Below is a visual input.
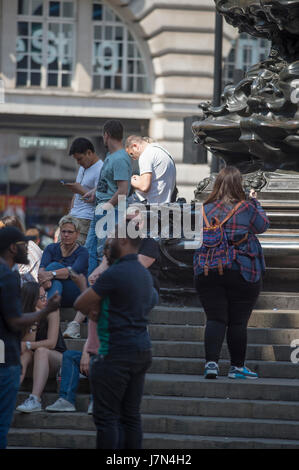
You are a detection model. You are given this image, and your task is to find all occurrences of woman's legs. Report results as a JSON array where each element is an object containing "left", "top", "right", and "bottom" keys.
[
  {"left": 195, "top": 273, "right": 229, "bottom": 363},
  {"left": 20, "top": 351, "right": 33, "bottom": 384},
  {"left": 225, "top": 272, "right": 262, "bottom": 367},
  {"left": 31, "top": 348, "right": 62, "bottom": 399}
]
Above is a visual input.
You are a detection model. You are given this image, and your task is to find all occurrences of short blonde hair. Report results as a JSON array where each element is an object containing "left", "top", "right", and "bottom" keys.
[{"left": 58, "top": 215, "right": 80, "bottom": 232}]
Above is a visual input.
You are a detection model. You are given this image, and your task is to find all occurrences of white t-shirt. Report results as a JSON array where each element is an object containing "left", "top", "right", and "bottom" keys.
[
  {"left": 136, "top": 144, "right": 176, "bottom": 204},
  {"left": 70, "top": 159, "right": 103, "bottom": 220}
]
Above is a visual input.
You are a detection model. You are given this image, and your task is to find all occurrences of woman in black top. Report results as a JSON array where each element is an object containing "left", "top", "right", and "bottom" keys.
[{"left": 17, "top": 282, "right": 66, "bottom": 413}]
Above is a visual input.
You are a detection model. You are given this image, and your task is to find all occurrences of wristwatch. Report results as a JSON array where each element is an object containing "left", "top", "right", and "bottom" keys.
[
  {"left": 51, "top": 271, "right": 57, "bottom": 279},
  {"left": 26, "top": 341, "right": 31, "bottom": 351}
]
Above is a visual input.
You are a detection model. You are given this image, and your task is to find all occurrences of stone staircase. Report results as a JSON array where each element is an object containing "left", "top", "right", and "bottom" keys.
[{"left": 8, "top": 290, "right": 299, "bottom": 449}]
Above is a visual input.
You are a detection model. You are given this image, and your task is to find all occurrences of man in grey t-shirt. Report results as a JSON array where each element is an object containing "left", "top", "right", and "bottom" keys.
[{"left": 126, "top": 136, "right": 176, "bottom": 204}]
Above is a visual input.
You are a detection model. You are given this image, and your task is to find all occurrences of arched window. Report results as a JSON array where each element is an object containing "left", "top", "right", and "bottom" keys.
[
  {"left": 92, "top": 1, "right": 149, "bottom": 93},
  {"left": 16, "top": 0, "right": 75, "bottom": 88}
]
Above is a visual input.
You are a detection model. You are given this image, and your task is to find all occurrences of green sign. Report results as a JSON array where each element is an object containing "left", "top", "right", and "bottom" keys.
[{"left": 19, "top": 136, "right": 68, "bottom": 150}]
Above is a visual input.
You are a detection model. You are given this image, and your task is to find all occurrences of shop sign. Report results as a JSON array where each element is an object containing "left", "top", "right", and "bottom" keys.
[{"left": 19, "top": 136, "right": 68, "bottom": 150}]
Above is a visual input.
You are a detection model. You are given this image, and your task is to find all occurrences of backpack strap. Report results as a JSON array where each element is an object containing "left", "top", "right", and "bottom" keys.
[
  {"left": 202, "top": 205, "right": 211, "bottom": 228},
  {"left": 219, "top": 201, "right": 245, "bottom": 227},
  {"left": 203, "top": 200, "right": 244, "bottom": 228}
]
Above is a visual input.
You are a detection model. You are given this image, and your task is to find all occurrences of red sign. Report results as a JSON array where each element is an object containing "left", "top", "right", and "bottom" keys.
[{"left": 0, "top": 195, "right": 26, "bottom": 212}]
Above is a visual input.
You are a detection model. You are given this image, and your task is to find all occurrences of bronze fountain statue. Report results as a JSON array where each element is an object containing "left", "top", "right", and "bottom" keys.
[
  {"left": 193, "top": 0, "right": 299, "bottom": 197},
  {"left": 156, "top": 1, "right": 299, "bottom": 298}
]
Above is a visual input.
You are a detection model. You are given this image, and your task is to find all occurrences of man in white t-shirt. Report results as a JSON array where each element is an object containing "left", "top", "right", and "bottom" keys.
[
  {"left": 64, "top": 138, "right": 103, "bottom": 245},
  {"left": 125, "top": 136, "right": 176, "bottom": 204}
]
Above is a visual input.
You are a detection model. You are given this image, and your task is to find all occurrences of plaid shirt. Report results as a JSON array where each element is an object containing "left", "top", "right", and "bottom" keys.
[{"left": 201, "top": 199, "right": 270, "bottom": 282}]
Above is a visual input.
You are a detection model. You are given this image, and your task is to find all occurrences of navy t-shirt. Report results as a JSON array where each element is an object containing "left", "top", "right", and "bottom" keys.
[
  {"left": 92, "top": 254, "right": 154, "bottom": 356},
  {"left": 40, "top": 243, "right": 89, "bottom": 276},
  {"left": 0, "top": 262, "right": 22, "bottom": 367}
]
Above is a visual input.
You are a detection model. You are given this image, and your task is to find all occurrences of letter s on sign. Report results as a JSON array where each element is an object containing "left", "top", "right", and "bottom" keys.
[{"left": 290, "top": 339, "right": 299, "bottom": 364}]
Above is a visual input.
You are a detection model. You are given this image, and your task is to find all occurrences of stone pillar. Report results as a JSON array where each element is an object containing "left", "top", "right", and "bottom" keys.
[
  {"left": 73, "top": 0, "right": 93, "bottom": 92},
  {"left": 1, "top": 0, "right": 17, "bottom": 88}
]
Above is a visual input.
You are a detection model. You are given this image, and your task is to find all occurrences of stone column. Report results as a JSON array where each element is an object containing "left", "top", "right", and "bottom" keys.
[
  {"left": 73, "top": 0, "right": 93, "bottom": 92},
  {"left": 1, "top": 0, "right": 17, "bottom": 89}
]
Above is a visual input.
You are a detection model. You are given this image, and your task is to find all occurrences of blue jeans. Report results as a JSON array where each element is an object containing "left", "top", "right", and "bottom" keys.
[
  {"left": 59, "top": 350, "right": 94, "bottom": 405},
  {"left": 90, "top": 349, "right": 152, "bottom": 449},
  {"left": 85, "top": 206, "right": 119, "bottom": 275},
  {"left": 0, "top": 365, "right": 21, "bottom": 449},
  {"left": 45, "top": 262, "right": 81, "bottom": 308}
]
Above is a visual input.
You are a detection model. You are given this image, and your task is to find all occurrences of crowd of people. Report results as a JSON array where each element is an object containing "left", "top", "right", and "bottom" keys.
[{"left": 0, "top": 119, "right": 270, "bottom": 450}]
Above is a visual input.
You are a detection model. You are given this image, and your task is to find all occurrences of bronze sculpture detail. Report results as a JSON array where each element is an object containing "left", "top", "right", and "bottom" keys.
[{"left": 192, "top": 0, "right": 299, "bottom": 176}]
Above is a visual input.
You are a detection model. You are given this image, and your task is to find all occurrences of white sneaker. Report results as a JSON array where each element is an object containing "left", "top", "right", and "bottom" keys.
[
  {"left": 46, "top": 397, "right": 76, "bottom": 412},
  {"left": 17, "top": 394, "right": 42, "bottom": 413},
  {"left": 63, "top": 321, "right": 80, "bottom": 339}
]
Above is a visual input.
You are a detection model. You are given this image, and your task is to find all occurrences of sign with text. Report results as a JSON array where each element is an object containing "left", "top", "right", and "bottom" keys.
[
  {"left": 19, "top": 136, "right": 68, "bottom": 150},
  {"left": 0, "top": 195, "right": 26, "bottom": 213}
]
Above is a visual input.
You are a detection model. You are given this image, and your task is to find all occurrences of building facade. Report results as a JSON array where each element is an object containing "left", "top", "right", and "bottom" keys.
[{"left": 0, "top": 0, "right": 238, "bottom": 200}]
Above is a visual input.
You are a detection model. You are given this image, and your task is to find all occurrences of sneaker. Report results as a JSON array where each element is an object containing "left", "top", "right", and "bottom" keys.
[
  {"left": 204, "top": 361, "right": 219, "bottom": 379},
  {"left": 17, "top": 394, "right": 42, "bottom": 413},
  {"left": 87, "top": 400, "right": 93, "bottom": 415},
  {"left": 63, "top": 321, "right": 80, "bottom": 339},
  {"left": 228, "top": 366, "right": 258, "bottom": 380},
  {"left": 46, "top": 398, "right": 76, "bottom": 412}
]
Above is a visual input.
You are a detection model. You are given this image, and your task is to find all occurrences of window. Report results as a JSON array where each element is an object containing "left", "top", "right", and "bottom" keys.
[
  {"left": 223, "top": 33, "right": 271, "bottom": 86},
  {"left": 16, "top": 0, "right": 75, "bottom": 88},
  {"left": 92, "top": 1, "right": 148, "bottom": 93}
]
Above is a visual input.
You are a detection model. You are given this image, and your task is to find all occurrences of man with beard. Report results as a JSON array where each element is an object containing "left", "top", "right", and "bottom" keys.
[
  {"left": 73, "top": 221, "right": 157, "bottom": 449},
  {"left": 0, "top": 227, "right": 60, "bottom": 449}
]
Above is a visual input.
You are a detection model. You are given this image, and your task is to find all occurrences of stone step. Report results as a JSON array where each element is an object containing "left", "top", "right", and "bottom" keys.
[
  {"left": 142, "top": 396, "right": 299, "bottom": 421},
  {"left": 61, "top": 322, "right": 299, "bottom": 345},
  {"left": 148, "top": 307, "right": 299, "bottom": 329},
  {"left": 145, "top": 375, "right": 299, "bottom": 402},
  {"left": 150, "top": 358, "right": 298, "bottom": 379},
  {"left": 9, "top": 413, "right": 299, "bottom": 442},
  {"left": 159, "top": 289, "right": 299, "bottom": 310},
  {"left": 12, "top": 411, "right": 96, "bottom": 431},
  {"left": 63, "top": 338, "right": 293, "bottom": 362},
  {"left": 143, "top": 414, "right": 299, "bottom": 441},
  {"left": 143, "top": 433, "right": 299, "bottom": 449},
  {"left": 20, "top": 375, "right": 299, "bottom": 401},
  {"left": 149, "top": 325, "right": 299, "bottom": 345},
  {"left": 60, "top": 306, "right": 299, "bottom": 329},
  {"left": 8, "top": 428, "right": 299, "bottom": 449},
  {"left": 151, "top": 341, "right": 292, "bottom": 362},
  {"left": 8, "top": 428, "right": 96, "bottom": 449},
  {"left": 15, "top": 392, "right": 299, "bottom": 421}
]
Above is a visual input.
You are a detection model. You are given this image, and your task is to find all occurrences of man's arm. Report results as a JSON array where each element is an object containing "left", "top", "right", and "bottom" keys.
[
  {"left": 138, "top": 254, "right": 155, "bottom": 268},
  {"left": 74, "top": 287, "right": 102, "bottom": 319},
  {"left": 105, "top": 180, "right": 129, "bottom": 208},
  {"left": 64, "top": 183, "right": 90, "bottom": 196},
  {"left": 6, "top": 292, "right": 61, "bottom": 333},
  {"left": 131, "top": 173, "right": 152, "bottom": 193}
]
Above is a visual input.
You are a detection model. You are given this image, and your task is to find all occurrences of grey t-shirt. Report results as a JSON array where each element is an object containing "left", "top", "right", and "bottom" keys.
[
  {"left": 96, "top": 149, "right": 132, "bottom": 204},
  {"left": 70, "top": 159, "right": 103, "bottom": 220},
  {"left": 136, "top": 144, "right": 176, "bottom": 204}
]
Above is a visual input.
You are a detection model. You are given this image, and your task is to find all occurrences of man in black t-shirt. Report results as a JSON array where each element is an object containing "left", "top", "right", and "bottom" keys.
[
  {"left": 0, "top": 227, "right": 60, "bottom": 449},
  {"left": 74, "top": 223, "right": 157, "bottom": 449}
]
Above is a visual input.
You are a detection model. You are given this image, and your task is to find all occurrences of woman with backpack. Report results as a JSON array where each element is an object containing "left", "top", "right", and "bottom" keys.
[{"left": 193, "top": 166, "right": 270, "bottom": 380}]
